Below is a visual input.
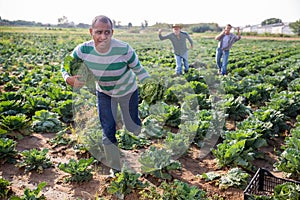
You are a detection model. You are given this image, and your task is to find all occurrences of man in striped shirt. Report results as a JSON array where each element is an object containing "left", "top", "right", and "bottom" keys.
[{"left": 61, "top": 15, "right": 150, "bottom": 174}]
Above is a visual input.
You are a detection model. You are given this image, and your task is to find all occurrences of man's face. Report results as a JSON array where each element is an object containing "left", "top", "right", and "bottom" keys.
[
  {"left": 224, "top": 26, "right": 232, "bottom": 35},
  {"left": 89, "top": 20, "right": 114, "bottom": 53},
  {"left": 173, "top": 27, "right": 181, "bottom": 36}
]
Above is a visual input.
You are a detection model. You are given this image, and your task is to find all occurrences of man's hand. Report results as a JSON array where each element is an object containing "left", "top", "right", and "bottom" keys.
[
  {"left": 66, "top": 75, "right": 85, "bottom": 88},
  {"left": 158, "top": 29, "right": 163, "bottom": 34}
]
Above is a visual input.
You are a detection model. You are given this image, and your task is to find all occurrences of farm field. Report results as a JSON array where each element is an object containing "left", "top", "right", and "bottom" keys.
[{"left": 1, "top": 26, "right": 300, "bottom": 200}]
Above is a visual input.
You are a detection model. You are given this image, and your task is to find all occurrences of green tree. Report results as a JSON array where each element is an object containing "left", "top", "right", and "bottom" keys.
[
  {"left": 289, "top": 19, "right": 300, "bottom": 36},
  {"left": 261, "top": 18, "right": 282, "bottom": 26},
  {"left": 191, "top": 23, "right": 221, "bottom": 33}
]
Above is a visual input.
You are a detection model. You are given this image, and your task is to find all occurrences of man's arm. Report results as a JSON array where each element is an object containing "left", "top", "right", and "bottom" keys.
[
  {"left": 215, "top": 29, "right": 225, "bottom": 40},
  {"left": 158, "top": 29, "right": 169, "bottom": 40},
  {"left": 237, "top": 27, "right": 241, "bottom": 39},
  {"left": 187, "top": 34, "right": 193, "bottom": 48},
  {"left": 127, "top": 46, "right": 150, "bottom": 82}
]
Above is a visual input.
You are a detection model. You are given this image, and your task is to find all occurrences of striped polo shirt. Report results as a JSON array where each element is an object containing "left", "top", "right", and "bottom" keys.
[{"left": 61, "top": 38, "right": 149, "bottom": 97}]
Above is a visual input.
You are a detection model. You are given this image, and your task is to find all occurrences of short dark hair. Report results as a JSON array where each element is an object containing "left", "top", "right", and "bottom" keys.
[
  {"left": 226, "top": 24, "right": 232, "bottom": 28},
  {"left": 92, "top": 15, "right": 113, "bottom": 28}
]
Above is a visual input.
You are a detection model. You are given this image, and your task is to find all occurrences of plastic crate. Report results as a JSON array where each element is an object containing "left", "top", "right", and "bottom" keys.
[{"left": 244, "top": 168, "right": 300, "bottom": 199}]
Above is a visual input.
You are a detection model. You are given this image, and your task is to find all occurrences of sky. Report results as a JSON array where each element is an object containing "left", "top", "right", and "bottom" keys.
[{"left": 0, "top": 0, "right": 299, "bottom": 27}]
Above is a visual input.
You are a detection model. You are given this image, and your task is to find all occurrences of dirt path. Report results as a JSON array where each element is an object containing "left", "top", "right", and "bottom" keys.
[
  {"left": 1, "top": 130, "right": 287, "bottom": 200},
  {"left": 242, "top": 36, "right": 300, "bottom": 41}
]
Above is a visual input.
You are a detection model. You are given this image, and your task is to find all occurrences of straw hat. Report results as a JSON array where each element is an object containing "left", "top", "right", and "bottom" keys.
[{"left": 172, "top": 24, "right": 183, "bottom": 28}]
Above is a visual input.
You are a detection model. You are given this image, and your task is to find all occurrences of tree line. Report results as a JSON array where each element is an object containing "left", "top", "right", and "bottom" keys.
[{"left": 0, "top": 16, "right": 299, "bottom": 36}]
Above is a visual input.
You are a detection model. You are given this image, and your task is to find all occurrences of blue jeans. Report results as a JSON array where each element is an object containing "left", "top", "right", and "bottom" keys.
[
  {"left": 175, "top": 51, "right": 189, "bottom": 74},
  {"left": 96, "top": 89, "right": 141, "bottom": 145},
  {"left": 216, "top": 48, "right": 230, "bottom": 75}
]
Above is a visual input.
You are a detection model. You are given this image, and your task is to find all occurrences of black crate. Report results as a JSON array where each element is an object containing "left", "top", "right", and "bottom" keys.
[{"left": 244, "top": 168, "right": 300, "bottom": 199}]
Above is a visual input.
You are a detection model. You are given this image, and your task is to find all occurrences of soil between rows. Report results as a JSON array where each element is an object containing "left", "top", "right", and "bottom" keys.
[{"left": 1, "top": 127, "right": 285, "bottom": 200}]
